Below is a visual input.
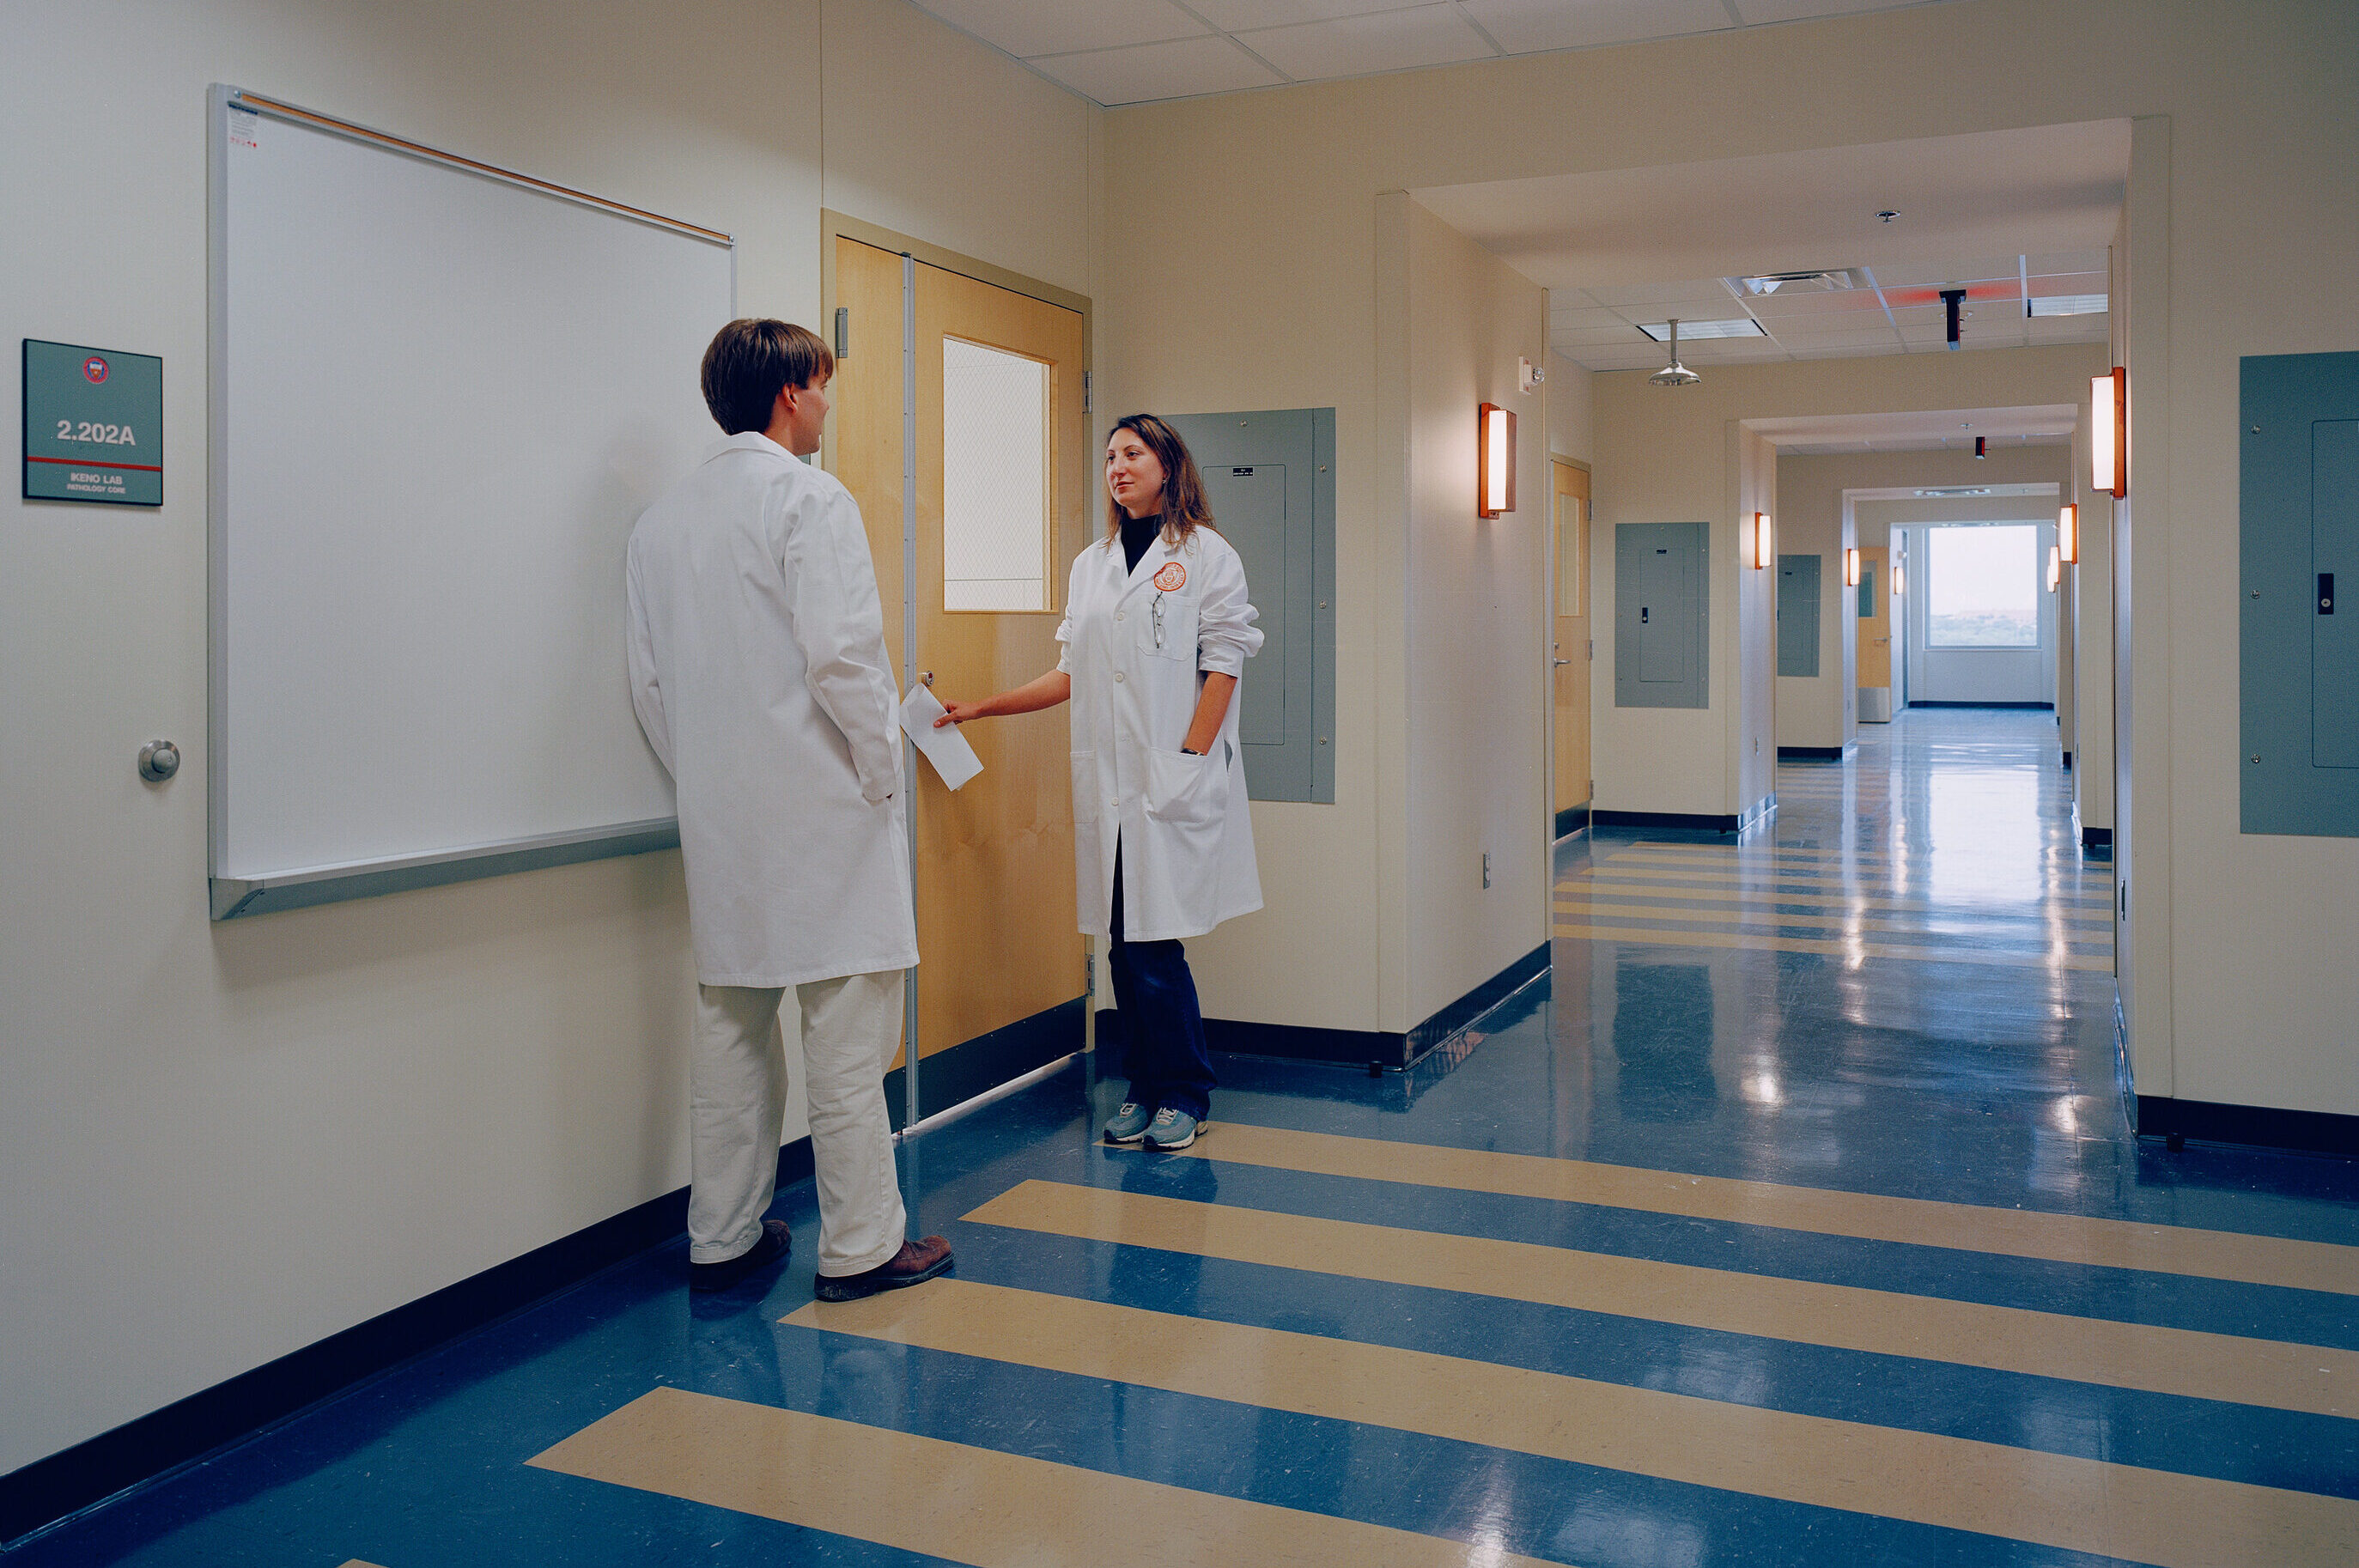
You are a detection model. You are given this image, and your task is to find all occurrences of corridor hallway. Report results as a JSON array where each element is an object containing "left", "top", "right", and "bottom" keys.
[{"left": 20, "top": 714, "right": 2359, "bottom": 1567}]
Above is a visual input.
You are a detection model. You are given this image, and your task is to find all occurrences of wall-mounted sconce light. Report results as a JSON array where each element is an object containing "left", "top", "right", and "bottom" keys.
[
  {"left": 1750, "top": 512, "right": 1774, "bottom": 569},
  {"left": 1479, "top": 403, "right": 1515, "bottom": 519},
  {"left": 1844, "top": 546, "right": 1861, "bottom": 587},
  {"left": 2058, "top": 502, "right": 2080, "bottom": 566},
  {"left": 1892, "top": 558, "right": 1904, "bottom": 597},
  {"left": 2091, "top": 368, "right": 2126, "bottom": 498},
  {"left": 2047, "top": 544, "right": 2062, "bottom": 593}
]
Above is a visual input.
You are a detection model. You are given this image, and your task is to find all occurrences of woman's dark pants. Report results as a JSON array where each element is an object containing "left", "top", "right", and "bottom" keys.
[{"left": 1107, "top": 844, "right": 1216, "bottom": 1121}]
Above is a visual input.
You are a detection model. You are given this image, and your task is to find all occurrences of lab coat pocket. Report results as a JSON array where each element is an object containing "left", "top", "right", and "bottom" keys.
[
  {"left": 1145, "top": 593, "right": 1199, "bottom": 661},
  {"left": 1142, "top": 746, "right": 1225, "bottom": 830}
]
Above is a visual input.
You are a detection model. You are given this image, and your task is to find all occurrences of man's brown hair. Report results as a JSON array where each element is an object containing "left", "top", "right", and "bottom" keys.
[{"left": 700, "top": 319, "right": 834, "bottom": 435}]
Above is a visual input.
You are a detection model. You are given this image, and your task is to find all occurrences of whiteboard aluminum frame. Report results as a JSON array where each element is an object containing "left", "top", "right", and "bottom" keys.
[{"left": 206, "top": 85, "right": 732, "bottom": 920}]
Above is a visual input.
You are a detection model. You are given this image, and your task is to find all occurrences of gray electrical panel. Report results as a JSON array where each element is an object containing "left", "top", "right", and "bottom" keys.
[
  {"left": 1615, "top": 521, "right": 1709, "bottom": 709},
  {"left": 2241, "top": 351, "right": 2359, "bottom": 836},
  {"left": 1778, "top": 554, "right": 1821, "bottom": 678},
  {"left": 1164, "top": 409, "right": 1336, "bottom": 804}
]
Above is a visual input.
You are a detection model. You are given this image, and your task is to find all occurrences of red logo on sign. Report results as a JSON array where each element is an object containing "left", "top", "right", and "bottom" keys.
[
  {"left": 82, "top": 356, "right": 108, "bottom": 384},
  {"left": 1152, "top": 562, "right": 1187, "bottom": 593}
]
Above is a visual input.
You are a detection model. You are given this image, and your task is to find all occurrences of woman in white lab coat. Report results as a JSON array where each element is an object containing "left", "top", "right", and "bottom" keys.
[{"left": 937, "top": 414, "right": 1262, "bottom": 1151}]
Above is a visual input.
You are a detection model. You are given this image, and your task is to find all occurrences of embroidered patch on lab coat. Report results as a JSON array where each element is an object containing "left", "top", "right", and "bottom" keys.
[{"left": 1152, "top": 562, "right": 1187, "bottom": 593}]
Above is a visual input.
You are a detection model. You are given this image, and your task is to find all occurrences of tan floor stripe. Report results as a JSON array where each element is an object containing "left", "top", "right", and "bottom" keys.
[
  {"left": 965, "top": 1182, "right": 2354, "bottom": 1418},
  {"left": 1158, "top": 1122, "right": 2359, "bottom": 1298},
  {"left": 1556, "top": 896, "right": 2113, "bottom": 949},
  {"left": 529, "top": 1384, "right": 1550, "bottom": 1568},
  {"left": 1577, "top": 860, "right": 2113, "bottom": 904},
  {"left": 1564, "top": 877, "right": 2115, "bottom": 922},
  {"left": 1553, "top": 920, "right": 2114, "bottom": 973},
  {"left": 793, "top": 1279, "right": 2358, "bottom": 1568}
]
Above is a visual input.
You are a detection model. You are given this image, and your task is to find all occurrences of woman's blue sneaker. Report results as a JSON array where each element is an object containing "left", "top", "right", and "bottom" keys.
[
  {"left": 1103, "top": 1102, "right": 1153, "bottom": 1143},
  {"left": 1143, "top": 1108, "right": 1204, "bottom": 1150}
]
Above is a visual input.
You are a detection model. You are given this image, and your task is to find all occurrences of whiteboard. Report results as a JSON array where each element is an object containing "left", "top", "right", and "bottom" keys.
[{"left": 207, "top": 88, "right": 733, "bottom": 917}]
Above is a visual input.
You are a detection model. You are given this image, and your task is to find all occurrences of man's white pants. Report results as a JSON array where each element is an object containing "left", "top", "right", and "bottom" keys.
[{"left": 688, "top": 970, "right": 907, "bottom": 1276}]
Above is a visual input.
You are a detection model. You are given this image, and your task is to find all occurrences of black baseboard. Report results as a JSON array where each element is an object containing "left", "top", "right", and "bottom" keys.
[
  {"left": 1591, "top": 809, "right": 1742, "bottom": 832},
  {"left": 1553, "top": 802, "right": 1591, "bottom": 839},
  {"left": 1407, "top": 941, "right": 1550, "bottom": 1062},
  {"left": 2062, "top": 751, "right": 2074, "bottom": 770},
  {"left": 1776, "top": 745, "right": 1846, "bottom": 761},
  {"left": 883, "top": 996, "right": 1085, "bottom": 1127},
  {"left": 2082, "top": 826, "right": 2113, "bottom": 849},
  {"left": 1097, "top": 1011, "right": 1409, "bottom": 1072},
  {"left": 0, "top": 1137, "right": 813, "bottom": 1547},
  {"left": 1100, "top": 940, "right": 1552, "bottom": 1075},
  {"left": 2137, "top": 1096, "right": 2359, "bottom": 1158},
  {"left": 1906, "top": 700, "right": 2056, "bottom": 710}
]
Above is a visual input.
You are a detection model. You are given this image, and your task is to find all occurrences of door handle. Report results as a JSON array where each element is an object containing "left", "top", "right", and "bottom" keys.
[{"left": 1553, "top": 658, "right": 1573, "bottom": 666}]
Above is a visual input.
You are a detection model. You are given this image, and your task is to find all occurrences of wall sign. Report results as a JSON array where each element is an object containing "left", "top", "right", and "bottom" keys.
[{"left": 21, "top": 338, "right": 162, "bottom": 506}]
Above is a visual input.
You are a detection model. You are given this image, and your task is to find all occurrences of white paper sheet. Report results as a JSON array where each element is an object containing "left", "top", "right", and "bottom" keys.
[{"left": 897, "top": 683, "right": 984, "bottom": 791}]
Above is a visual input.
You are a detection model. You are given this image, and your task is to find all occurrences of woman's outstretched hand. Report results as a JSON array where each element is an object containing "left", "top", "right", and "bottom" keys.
[{"left": 934, "top": 698, "right": 986, "bottom": 727}]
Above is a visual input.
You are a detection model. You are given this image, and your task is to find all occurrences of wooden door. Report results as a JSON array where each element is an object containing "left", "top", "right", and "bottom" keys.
[
  {"left": 1857, "top": 545, "right": 1892, "bottom": 690},
  {"left": 831, "top": 236, "right": 1087, "bottom": 1113},
  {"left": 1552, "top": 460, "right": 1592, "bottom": 822}
]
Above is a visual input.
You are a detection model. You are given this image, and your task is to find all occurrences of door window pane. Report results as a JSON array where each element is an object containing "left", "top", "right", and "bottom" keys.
[
  {"left": 1927, "top": 524, "right": 2038, "bottom": 647},
  {"left": 942, "top": 336, "right": 1051, "bottom": 611}
]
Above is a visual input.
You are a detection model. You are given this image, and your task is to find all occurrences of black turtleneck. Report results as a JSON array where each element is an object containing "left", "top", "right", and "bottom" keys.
[{"left": 1120, "top": 514, "right": 1162, "bottom": 574}]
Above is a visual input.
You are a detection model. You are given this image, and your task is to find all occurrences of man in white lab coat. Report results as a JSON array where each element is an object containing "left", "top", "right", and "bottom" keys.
[{"left": 626, "top": 319, "right": 951, "bottom": 1300}]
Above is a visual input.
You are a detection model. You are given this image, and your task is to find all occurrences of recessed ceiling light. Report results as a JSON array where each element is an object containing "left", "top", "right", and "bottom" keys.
[
  {"left": 2028, "top": 294, "right": 2109, "bottom": 317},
  {"left": 1638, "top": 319, "right": 1765, "bottom": 342},
  {"left": 1917, "top": 487, "right": 1992, "bottom": 497}
]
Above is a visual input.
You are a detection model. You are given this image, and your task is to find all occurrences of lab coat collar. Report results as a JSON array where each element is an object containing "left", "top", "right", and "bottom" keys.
[
  {"left": 702, "top": 430, "right": 796, "bottom": 466},
  {"left": 1107, "top": 526, "right": 1189, "bottom": 602}
]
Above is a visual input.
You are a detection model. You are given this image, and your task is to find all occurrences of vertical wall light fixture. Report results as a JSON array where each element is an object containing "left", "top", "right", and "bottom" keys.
[
  {"left": 1750, "top": 512, "right": 1774, "bottom": 569},
  {"left": 2090, "top": 368, "right": 2126, "bottom": 497},
  {"left": 1479, "top": 403, "right": 1516, "bottom": 519},
  {"left": 1845, "top": 546, "right": 1861, "bottom": 586},
  {"left": 1891, "top": 553, "right": 1904, "bottom": 597},
  {"left": 2058, "top": 502, "right": 2080, "bottom": 566},
  {"left": 2047, "top": 544, "right": 2062, "bottom": 593}
]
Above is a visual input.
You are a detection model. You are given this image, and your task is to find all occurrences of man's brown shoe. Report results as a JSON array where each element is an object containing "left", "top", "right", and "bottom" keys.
[
  {"left": 689, "top": 1219, "right": 793, "bottom": 1294},
  {"left": 812, "top": 1236, "right": 953, "bottom": 1302}
]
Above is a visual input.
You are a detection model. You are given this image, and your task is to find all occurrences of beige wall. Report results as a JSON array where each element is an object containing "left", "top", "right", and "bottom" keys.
[
  {"left": 1590, "top": 348, "right": 2100, "bottom": 815},
  {"left": 1547, "top": 350, "right": 1596, "bottom": 465},
  {"left": 0, "top": 0, "right": 1100, "bottom": 1479},
  {"left": 1768, "top": 454, "right": 1857, "bottom": 752},
  {"left": 1108, "top": 0, "right": 2359, "bottom": 1120},
  {"left": 1398, "top": 200, "right": 1552, "bottom": 1023},
  {"left": 1781, "top": 445, "right": 2080, "bottom": 754}
]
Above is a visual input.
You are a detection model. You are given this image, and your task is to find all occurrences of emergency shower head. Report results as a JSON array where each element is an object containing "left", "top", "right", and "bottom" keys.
[{"left": 1648, "top": 319, "right": 1701, "bottom": 386}]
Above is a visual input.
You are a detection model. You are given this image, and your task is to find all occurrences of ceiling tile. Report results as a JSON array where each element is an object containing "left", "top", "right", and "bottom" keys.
[
  {"left": 1237, "top": 4, "right": 1496, "bottom": 80},
  {"left": 1029, "top": 35, "right": 1282, "bottom": 103},
  {"left": 1871, "top": 256, "right": 2024, "bottom": 288},
  {"left": 1459, "top": 0, "right": 1736, "bottom": 54},
  {"left": 1190, "top": 0, "right": 1427, "bottom": 29},
  {"left": 2028, "top": 248, "right": 2111, "bottom": 274},
  {"left": 1547, "top": 306, "right": 1627, "bottom": 330},
  {"left": 1584, "top": 278, "right": 1739, "bottom": 307},
  {"left": 1731, "top": 0, "right": 1937, "bottom": 23},
  {"left": 918, "top": 0, "right": 1206, "bottom": 58},
  {"left": 1556, "top": 325, "right": 1655, "bottom": 345},
  {"left": 1788, "top": 343, "right": 1906, "bottom": 360},
  {"left": 1738, "top": 289, "right": 1888, "bottom": 318}
]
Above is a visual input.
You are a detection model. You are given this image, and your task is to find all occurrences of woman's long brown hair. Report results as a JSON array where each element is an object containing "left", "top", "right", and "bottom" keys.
[{"left": 1104, "top": 413, "right": 1218, "bottom": 549}]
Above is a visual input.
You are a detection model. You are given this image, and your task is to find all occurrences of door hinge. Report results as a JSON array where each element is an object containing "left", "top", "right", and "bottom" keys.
[
  {"left": 834, "top": 307, "right": 849, "bottom": 359},
  {"left": 1084, "top": 369, "right": 1093, "bottom": 414}
]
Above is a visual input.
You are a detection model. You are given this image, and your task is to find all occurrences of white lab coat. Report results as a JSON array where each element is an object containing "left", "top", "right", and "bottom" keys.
[
  {"left": 1058, "top": 525, "right": 1264, "bottom": 942},
  {"left": 626, "top": 432, "right": 917, "bottom": 988}
]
